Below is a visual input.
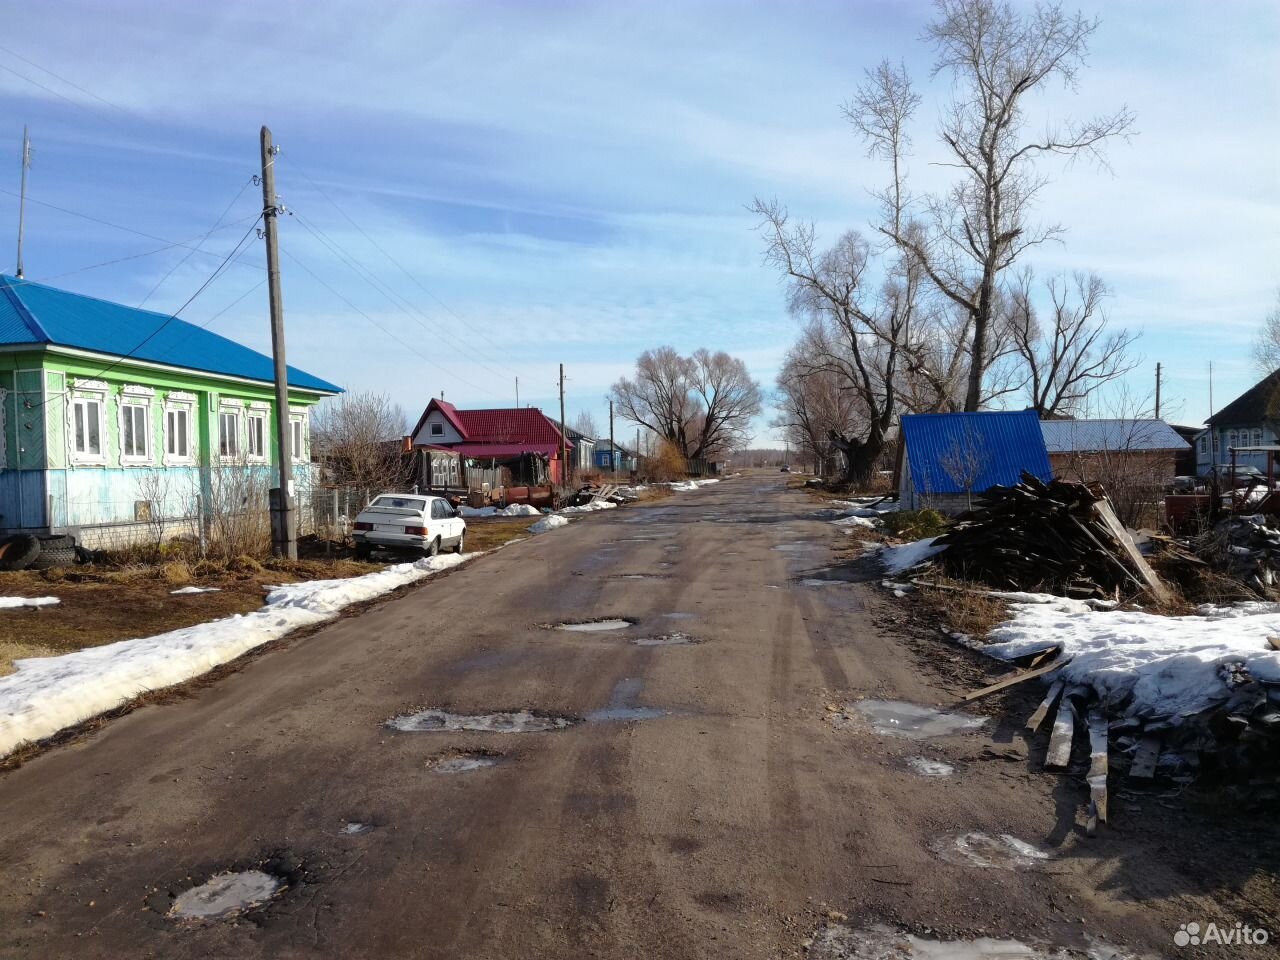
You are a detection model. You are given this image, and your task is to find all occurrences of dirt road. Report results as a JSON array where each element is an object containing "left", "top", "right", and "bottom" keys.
[{"left": 0, "top": 477, "right": 1269, "bottom": 958}]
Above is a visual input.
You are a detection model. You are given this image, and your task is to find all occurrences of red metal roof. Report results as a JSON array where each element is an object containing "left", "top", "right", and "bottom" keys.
[
  {"left": 454, "top": 407, "right": 565, "bottom": 445},
  {"left": 455, "top": 442, "right": 559, "bottom": 459}
]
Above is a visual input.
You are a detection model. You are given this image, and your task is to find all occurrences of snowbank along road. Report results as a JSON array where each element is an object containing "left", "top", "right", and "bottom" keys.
[{"left": 0, "top": 475, "right": 1265, "bottom": 958}]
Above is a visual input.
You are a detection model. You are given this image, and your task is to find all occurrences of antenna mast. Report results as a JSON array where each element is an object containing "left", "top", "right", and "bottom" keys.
[{"left": 16, "top": 126, "right": 30, "bottom": 278}]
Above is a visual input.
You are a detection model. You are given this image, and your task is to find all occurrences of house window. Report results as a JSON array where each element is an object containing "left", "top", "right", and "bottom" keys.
[
  {"left": 219, "top": 410, "right": 240, "bottom": 457},
  {"left": 121, "top": 402, "right": 149, "bottom": 460},
  {"left": 247, "top": 413, "right": 267, "bottom": 460},
  {"left": 290, "top": 415, "right": 307, "bottom": 462},
  {"left": 72, "top": 397, "right": 103, "bottom": 458},
  {"left": 1228, "top": 430, "right": 1237, "bottom": 448},
  {"left": 1253, "top": 428, "right": 1264, "bottom": 446},
  {"left": 430, "top": 421, "right": 444, "bottom": 437},
  {"left": 166, "top": 407, "right": 191, "bottom": 460},
  {"left": 1200, "top": 435, "right": 1208, "bottom": 454}
]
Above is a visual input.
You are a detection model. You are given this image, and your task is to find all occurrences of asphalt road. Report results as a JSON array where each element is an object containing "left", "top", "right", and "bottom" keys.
[{"left": 0, "top": 476, "right": 1259, "bottom": 958}]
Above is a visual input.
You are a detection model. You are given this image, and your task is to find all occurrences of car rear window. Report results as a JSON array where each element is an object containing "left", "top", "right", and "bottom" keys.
[{"left": 367, "top": 496, "right": 427, "bottom": 511}]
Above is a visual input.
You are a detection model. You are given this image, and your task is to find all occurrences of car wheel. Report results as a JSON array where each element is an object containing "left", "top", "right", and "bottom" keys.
[
  {"left": 454, "top": 533, "right": 465, "bottom": 555},
  {"left": 426, "top": 537, "right": 440, "bottom": 558}
]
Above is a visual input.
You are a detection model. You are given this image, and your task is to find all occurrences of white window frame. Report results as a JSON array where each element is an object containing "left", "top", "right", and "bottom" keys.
[
  {"left": 246, "top": 403, "right": 269, "bottom": 462},
  {"left": 289, "top": 407, "right": 308, "bottom": 463},
  {"left": 118, "top": 385, "right": 155, "bottom": 465},
  {"left": 68, "top": 379, "right": 109, "bottom": 466},
  {"left": 218, "top": 403, "right": 242, "bottom": 460},
  {"left": 430, "top": 420, "right": 445, "bottom": 437},
  {"left": 163, "top": 391, "right": 196, "bottom": 466}
]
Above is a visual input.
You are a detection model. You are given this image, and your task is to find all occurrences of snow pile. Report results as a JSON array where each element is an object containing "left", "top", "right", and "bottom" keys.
[
  {"left": 170, "top": 586, "right": 221, "bottom": 595},
  {"left": 983, "top": 596, "right": 1280, "bottom": 719},
  {"left": 460, "top": 503, "right": 543, "bottom": 518},
  {"left": 833, "top": 514, "right": 879, "bottom": 529},
  {"left": 529, "top": 514, "right": 571, "bottom": 534},
  {"left": 0, "top": 596, "right": 60, "bottom": 609},
  {"left": 559, "top": 500, "right": 617, "bottom": 514},
  {"left": 0, "top": 553, "right": 472, "bottom": 757},
  {"left": 878, "top": 536, "right": 946, "bottom": 574},
  {"left": 670, "top": 479, "right": 721, "bottom": 492}
]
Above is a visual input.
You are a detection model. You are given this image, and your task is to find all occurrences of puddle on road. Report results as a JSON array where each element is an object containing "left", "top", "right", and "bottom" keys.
[
  {"left": 632, "top": 632, "right": 700, "bottom": 646},
  {"left": 663, "top": 612, "right": 697, "bottom": 620},
  {"left": 169, "top": 870, "right": 284, "bottom": 920},
  {"left": 852, "top": 699, "right": 987, "bottom": 739},
  {"left": 552, "top": 618, "right": 636, "bottom": 632},
  {"left": 800, "top": 577, "right": 839, "bottom": 587},
  {"left": 386, "top": 709, "right": 576, "bottom": 733},
  {"left": 609, "top": 573, "right": 671, "bottom": 581},
  {"left": 930, "top": 831, "right": 1053, "bottom": 870},
  {"left": 430, "top": 751, "right": 504, "bottom": 774},
  {"left": 807, "top": 923, "right": 1140, "bottom": 959},
  {"left": 906, "top": 757, "right": 955, "bottom": 778},
  {"left": 773, "top": 542, "right": 815, "bottom": 553},
  {"left": 340, "top": 821, "right": 375, "bottom": 835},
  {"left": 587, "top": 677, "right": 667, "bottom": 722}
]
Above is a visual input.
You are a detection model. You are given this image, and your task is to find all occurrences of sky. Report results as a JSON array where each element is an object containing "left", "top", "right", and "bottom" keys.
[{"left": 0, "top": 0, "right": 1277, "bottom": 442}]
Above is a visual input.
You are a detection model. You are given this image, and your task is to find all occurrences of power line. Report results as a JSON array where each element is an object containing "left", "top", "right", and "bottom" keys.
[
  {"left": 0, "top": 44, "right": 130, "bottom": 115},
  {"left": 0, "top": 60, "right": 87, "bottom": 113},
  {"left": 137, "top": 177, "right": 257, "bottom": 308},
  {"left": 290, "top": 211, "right": 523, "bottom": 387},
  {"left": 30, "top": 214, "right": 263, "bottom": 410},
  {"left": 0, "top": 187, "right": 265, "bottom": 273},
  {"left": 278, "top": 241, "right": 504, "bottom": 401},
  {"left": 283, "top": 158, "right": 525, "bottom": 371}
]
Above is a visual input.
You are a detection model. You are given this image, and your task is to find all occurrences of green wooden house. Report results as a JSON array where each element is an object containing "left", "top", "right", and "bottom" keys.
[{"left": 0, "top": 275, "right": 341, "bottom": 547}]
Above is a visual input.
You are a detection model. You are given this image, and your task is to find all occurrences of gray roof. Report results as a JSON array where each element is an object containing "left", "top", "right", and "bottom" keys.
[{"left": 1040, "top": 419, "right": 1190, "bottom": 454}]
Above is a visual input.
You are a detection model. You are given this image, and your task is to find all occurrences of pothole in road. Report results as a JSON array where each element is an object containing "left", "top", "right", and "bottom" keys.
[
  {"left": 386, "top": 709, "right": 576, "bottom": 733},
  {"left": 929, "top": 831, "right": 1053, "bottom": 870},
  {"left": 168, "top": 870, "right": 285, "bottom": 921},
  {"left": 607, "top": 573, "right": 671, "bottom": 581},
  {"left": 429, "top": 750, "right": 505, "bottom": 773},
  {"left": 550, "top": 617, "right": 637, "bottom": 632},
  {"left": 587, "top": 677, "right": 668, "bottom": 722},
  {"left": 632, "top": 632, "right": 701, "bottom": 646},
  {"left": 339, "top": 821, "right": 375, "bottom": 835},
  {"left": 663, "top": 612, "right": 697, "bottom": 620},
  {"left": 851, "top": 699, "right": 987, "bottom": 739},
  {"left": 806, "top": 923, "right": 1141, "bottom": 959},
  {"left": 773, "top": 542, "right": 815, "bottom": 553},
  {"left": 905, "top": 756, "right": 955, "bottom": 777}
]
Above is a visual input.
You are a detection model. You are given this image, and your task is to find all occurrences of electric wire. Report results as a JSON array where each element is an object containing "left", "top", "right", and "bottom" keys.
[{"left": 0, "top": 44, "right": 130, "bottom": 115}]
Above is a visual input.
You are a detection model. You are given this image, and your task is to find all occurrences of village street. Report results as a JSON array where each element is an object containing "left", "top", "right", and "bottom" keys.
[{"left": 0, "top": 477, "right": 1261, "bottom": 959}]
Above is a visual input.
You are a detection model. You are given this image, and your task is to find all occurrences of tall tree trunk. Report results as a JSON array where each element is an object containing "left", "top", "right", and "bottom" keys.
[{"left": 829, "top": 428, "right": 885, "bottom": 490}]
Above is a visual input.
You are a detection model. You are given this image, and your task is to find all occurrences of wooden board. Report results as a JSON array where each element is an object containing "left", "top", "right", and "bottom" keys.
[
  {"left": 1045, "top": 697, "right": 1077, "bottom": 768},
  {"left": 1086, "top": 708, "right": 1109, "bottom": 828},
  {"left": 1268, "top": 636, "right": 1280, "bottom": 652},
  {"left": 1091, "top": 499, "right": 1172, "bottom": 604},
  {"left": 1025, "top": 678, "right": 1065, "bottom": 733},
  {"left": 1129, "top": 735, "right": 1162, "bottom": 779},
  {"left": 960, "top": 656, "right": 1069, "bottom": 703}
]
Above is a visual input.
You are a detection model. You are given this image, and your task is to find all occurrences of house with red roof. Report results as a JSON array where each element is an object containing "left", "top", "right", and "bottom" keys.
[{"left": 407, "top": 398, "right": 570, "bottom": 486}]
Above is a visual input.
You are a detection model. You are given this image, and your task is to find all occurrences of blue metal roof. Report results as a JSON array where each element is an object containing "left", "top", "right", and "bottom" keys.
[
  {"left": 1040, "top": 418, "right": 1190, "bottom": 453},
  {"left": 0, "top": 275, "right": 341, "bottom": 393},
  {"left": 901, "top": 410, "right": 1052, "bottom": 495}
]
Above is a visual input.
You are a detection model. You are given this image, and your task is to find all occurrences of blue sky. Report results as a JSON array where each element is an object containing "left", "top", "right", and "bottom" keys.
[{"left": 1, "top": 1, "right": 1277, "bottom": 439}]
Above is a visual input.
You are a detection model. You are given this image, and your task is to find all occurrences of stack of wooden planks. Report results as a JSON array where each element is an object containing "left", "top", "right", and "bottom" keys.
[{"left": 934, "top": 472, "right": 1170, "bottom": 602}]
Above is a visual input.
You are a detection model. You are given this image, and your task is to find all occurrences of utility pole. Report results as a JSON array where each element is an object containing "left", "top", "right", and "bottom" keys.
[
  {"left": 1155, "top": 362, "right": 1162, "bottom": 419},
  {"left": 16, "top": 126, "right": 30, "bottom": 278},
  {"left": 515, "top": 376, "right": 519, "bottom": 407},
  {"left": 558, "top": 363, "right": 568, "bottom": 487},
  {"left": 635, "top": 428, "right": 640, "bottom": 473},
  {"left": 608, "top": 398, "right": 615, "bottom": 478},
  {"left": 260, "top": 125, "right": 296, "bottom": 559}
]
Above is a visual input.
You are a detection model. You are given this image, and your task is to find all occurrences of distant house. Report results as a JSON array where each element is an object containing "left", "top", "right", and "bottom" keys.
[
  {"left": 560, "top": 424, "right": 597, "bottom": 476},
  {"left": 1040, "top": 419, "right": 1189, "bottom": 483},
  {"left": 896, "top": 410, "right": 1052, "bottom": 513},
  {"left": 0, "top": 275, "right": 340, "bottom": 546},
  {"left": 1198, "top": 371, "right": 1280, "bottom": 475},
  {"left": 593, "top": 441, "right": 636, "bottom": 474},
  {"left": 407, "top": 398, "right": 569, "bottom": 486}
]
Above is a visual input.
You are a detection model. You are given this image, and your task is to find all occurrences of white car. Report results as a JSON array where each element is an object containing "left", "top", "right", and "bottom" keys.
[{"left": 352, "top": 494, "right": 466, "bottom": 559}]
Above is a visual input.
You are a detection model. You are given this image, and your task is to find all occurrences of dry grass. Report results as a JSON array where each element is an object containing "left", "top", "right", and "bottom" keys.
[
  {"left": 0, "top": 639, "right": 59, "bottom": 677},
  {"left": 915, "top": 580, "right": 1011, "bottom": 640},
  {"left": 635, "top": 486, "right": 673, "bottom": 503},
  {"left": 461, "top": 518, "right": 536, "bottom": 553}
]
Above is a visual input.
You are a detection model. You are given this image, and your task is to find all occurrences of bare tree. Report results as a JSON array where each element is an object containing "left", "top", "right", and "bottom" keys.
[
  {"left": 851, "top": 0, "right": 1135, "bottom": 411},
  {"left": 774, "top": 339, "right": 866, "bottom": 478},
  {"left": 572, "top": 410, "right": 599, "bottom": 439},
  {"left": 1006, "top": 269, "right": 1139, "bottom": 417},
  {"left": 611, "top": 348, "right": 761, "bottom": 460},
  {"left": 1252, "top": 290, "right": 1280, "bottom": 375},
  {"left": 311, "top": 391, "right": 409, "bottom": 490}
]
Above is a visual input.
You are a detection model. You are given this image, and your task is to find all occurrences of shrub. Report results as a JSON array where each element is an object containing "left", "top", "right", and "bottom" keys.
[
  {"left": 882, "top": 508, "right": 949, "bottom": 541},
  {"left": 646, "top": 439, "right": 688, "bottom": 483}
]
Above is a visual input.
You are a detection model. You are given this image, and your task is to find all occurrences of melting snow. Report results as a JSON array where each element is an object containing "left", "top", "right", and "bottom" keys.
[
  {"left": 169, "top": 586, "right": 221, "bottom": 595},
  {"left": 669, "top": 479, "right": 721, "bottom": 492},
  {"left": 460, "top": 503, "right": 541, "bottom": 518},
  {"left": 0, "top": 553, "right": 474, "bottom": 757},
  {"left": 878, "top": 537, "right": 946, "bottom": 574},
  {"left": 0, "top": 596, "right": 59, "bottom": 609},
  {"left": 559, "top": 500, "right": 617, "bottom": 514},
  {"left": 808, "top": 922, "right": 1139, "bottom": 959},
  {"left": 983, "top": 596, "right": 1280, "bottom": 719},
  {"left": 529, "top": 515, "right": 571, "bottom": 534},
  {"left": 929, "top": 831, "right": 1052, "bottom": 870}
]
